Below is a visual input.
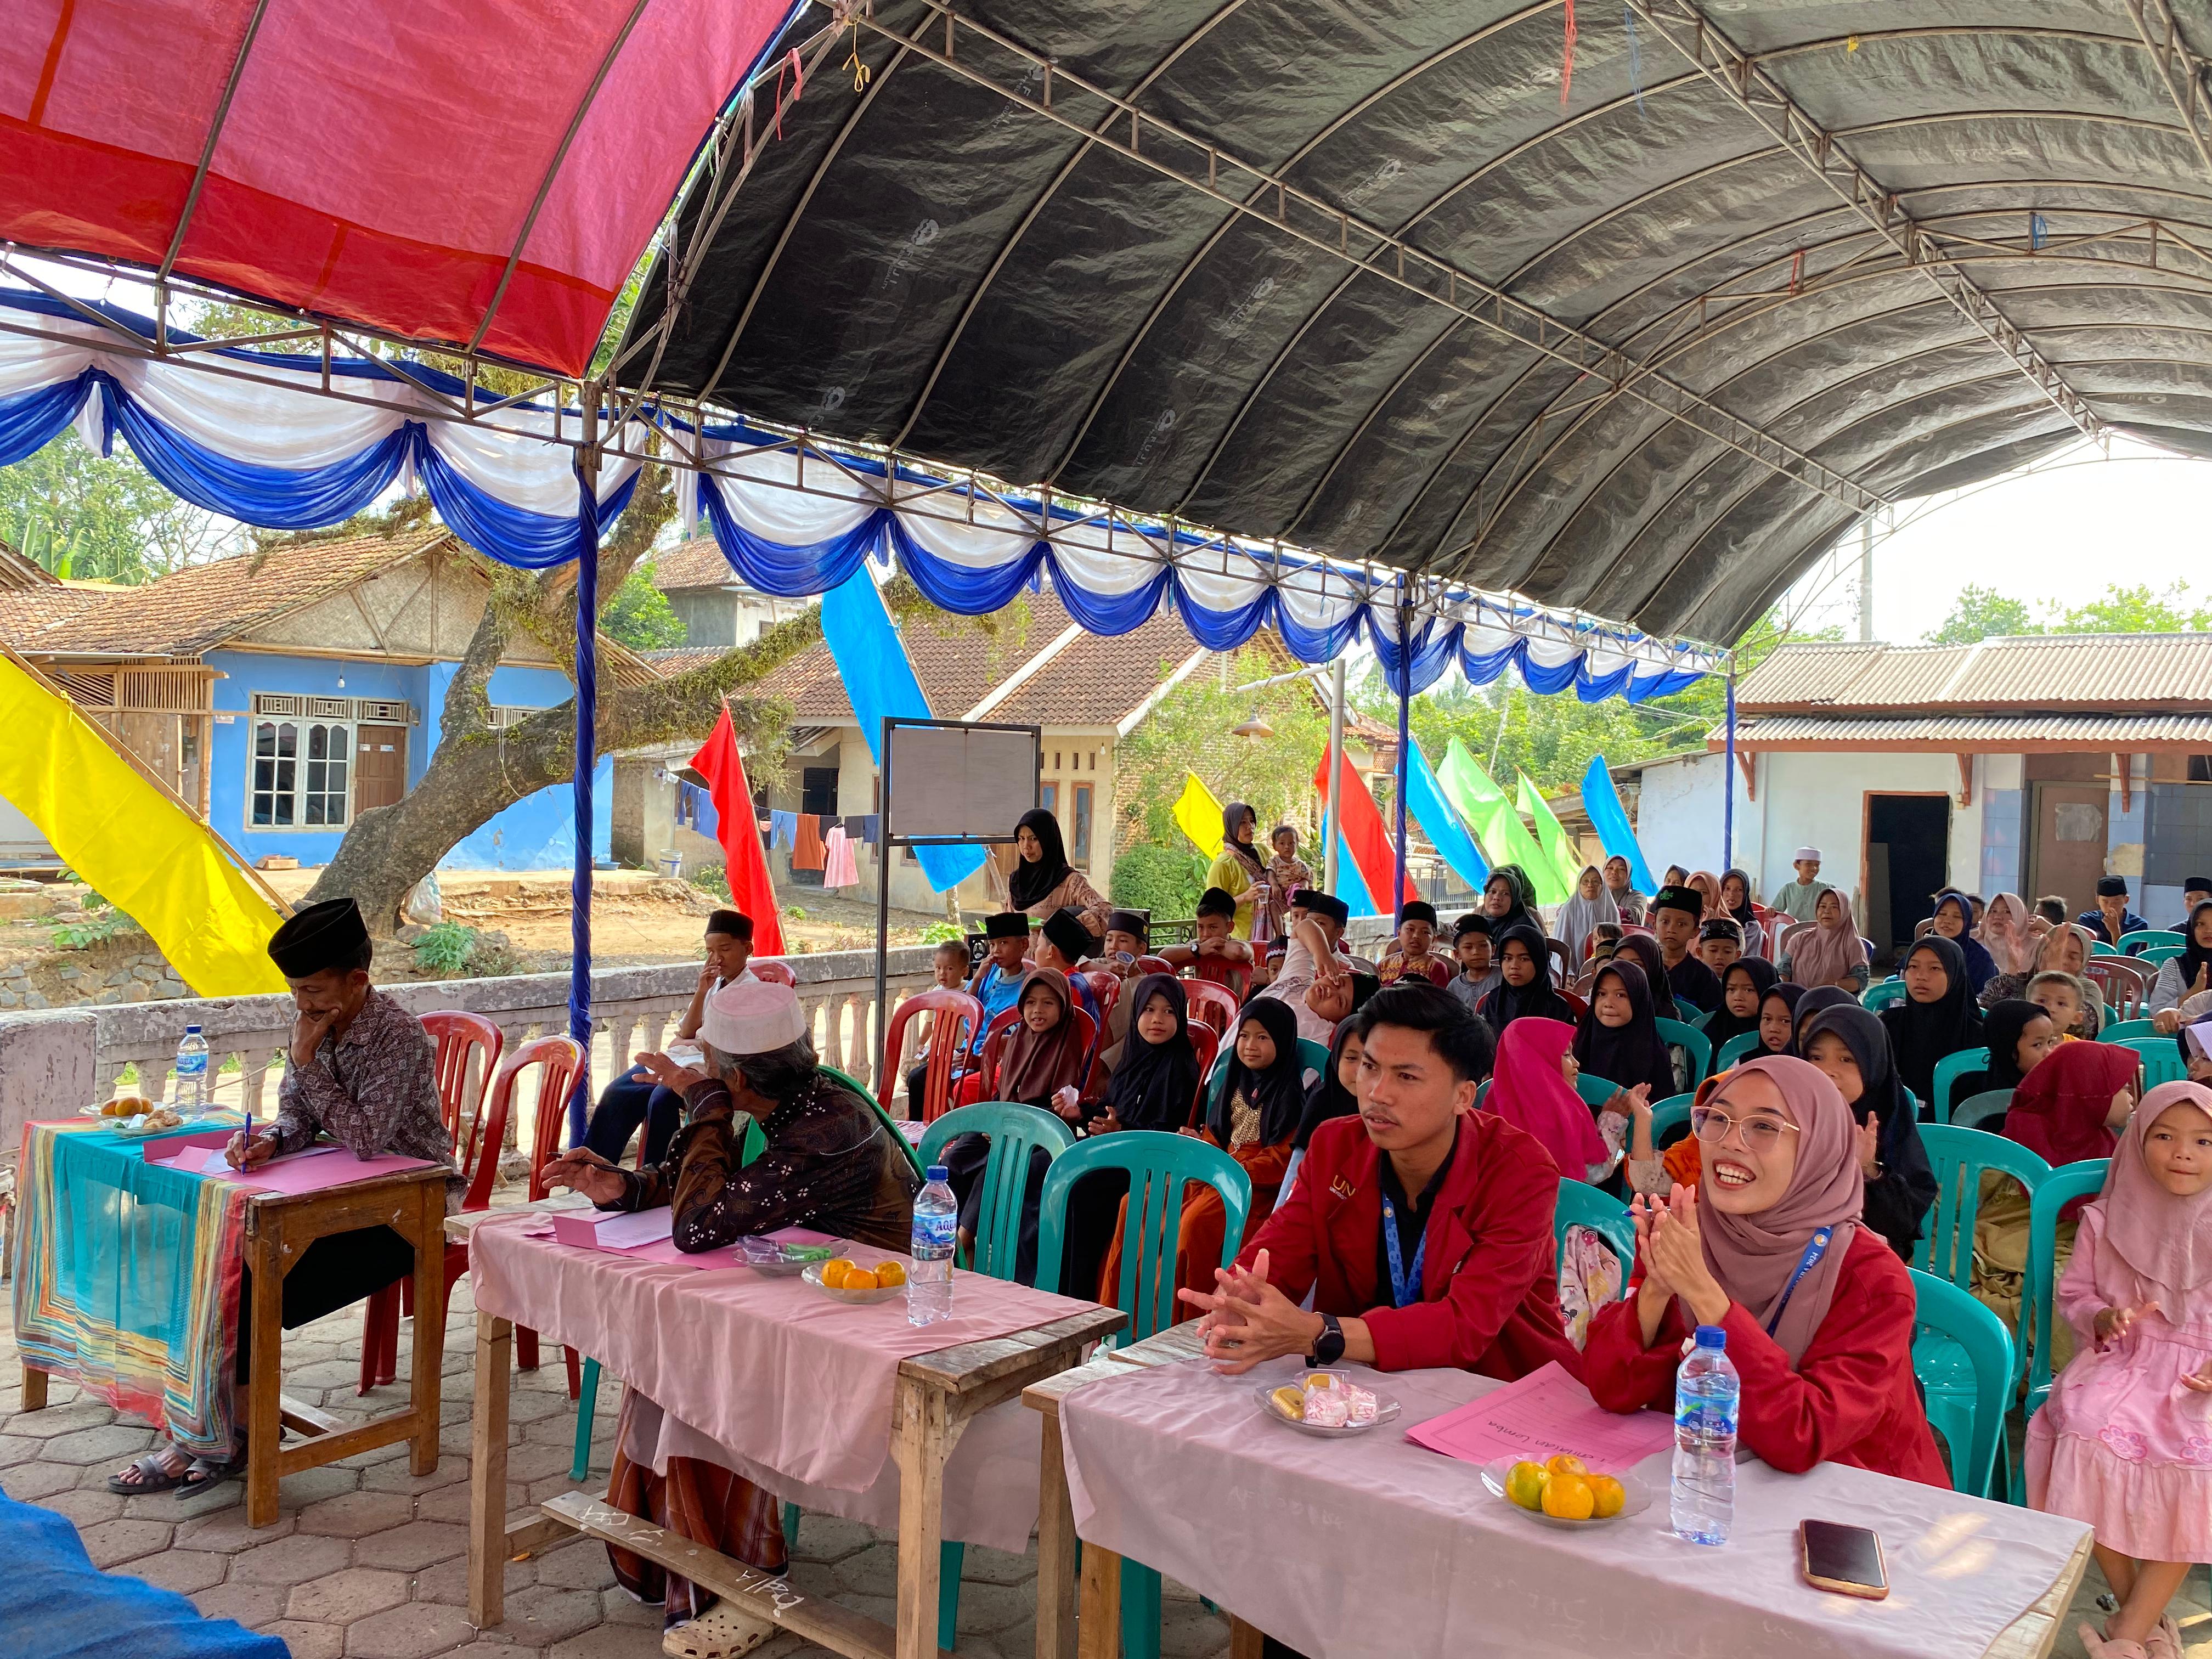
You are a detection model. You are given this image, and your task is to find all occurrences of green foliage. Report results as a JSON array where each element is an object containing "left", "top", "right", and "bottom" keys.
[
  {"left": 1111, "top": 844, "right": 1204, "bottom": 916},
  {"left": 920, "top": 920, "right": 967, "bottom": 944},
  {"left": 602, "top": 563, "right": 688, "bottom": 649},
  {"left": 410, "top": 922, "right": 479, "bottom": 974},
  {"left": 1116, "top": 647, "right": 1333, "bottom": 851},
  {"left": 1925, "top": 584, "right": 2039, "bottom": 645},
  {"left": 0, "top": 429, "right": 242, "bottom": 584},
  {"left": 690, "top": 864, "right": 731, "bottom": 900},
  {"left": 1923, "top": 580, "right": 2212, "bottom": 643},
  {"left": 51, "top": 907, "right": 141, "bottom": 950}
]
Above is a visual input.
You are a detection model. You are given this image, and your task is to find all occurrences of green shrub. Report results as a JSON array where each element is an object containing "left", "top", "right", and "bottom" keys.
[
  {"left": 690, "top": 864, "right": 731, "bottom": 900},
  {"left": 920, "top": 920, "right": 966, "bottom": 945},
  {"left": 411, "top": 922, "right": 478, "bottom": 974},
  {"left": 1110, "top": 844, "right": 1202, "bottom": 918}
]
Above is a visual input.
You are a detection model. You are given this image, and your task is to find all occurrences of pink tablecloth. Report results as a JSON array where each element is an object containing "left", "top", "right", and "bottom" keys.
[
  {"left": 1060, "top": 1356, "right": 2090, "bottom": 1659},
  {"left": 469, "top": 1212, "right": 1095, "bottom": 1493}
]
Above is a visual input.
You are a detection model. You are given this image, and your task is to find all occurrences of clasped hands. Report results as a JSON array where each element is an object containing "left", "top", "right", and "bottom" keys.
[
  {"left": 1176, "top": 1249, "right": 1318, "bottom": 1374},
  {"left": 1629, "top": 1184, "right": 1730, "bottom": 1329}
]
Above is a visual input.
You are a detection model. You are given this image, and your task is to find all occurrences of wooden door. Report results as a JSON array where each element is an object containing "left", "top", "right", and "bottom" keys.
[
  {"left": 2028, "top": 781, "right": 2107, "bottom": 916},
  {"left": 355, "top": 724, "right": 408, "bottom": 813}
]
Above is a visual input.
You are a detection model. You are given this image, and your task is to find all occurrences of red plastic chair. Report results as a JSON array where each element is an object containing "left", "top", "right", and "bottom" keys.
[
  {"left": 1559, "top": 990, "right": 1589, "bottom": 1019},
  {"left": 1081, "top": 971, "right": 1123, "bottom": 1056},
  {"left": 749, "top": 959, "right": 796, "bottom": 986},
  {"left": 1183, "top": 980, "right": 1242, "bottom": 1038},
  {"left": 877, "top": 988, "right": 983, "bottom": 1124},
  {"left": 1134, "top": 955, "right": 1175, "bottom": 977},
  {"left": 1187, "top": 1022, "right": 1221, "bottom": 1114},
  {"left": 963, "top": 1003, "right": 1097, "bottom": 1103},
  {"left": 421, "top": 1009, "right": 503, "bottom": 1143}
]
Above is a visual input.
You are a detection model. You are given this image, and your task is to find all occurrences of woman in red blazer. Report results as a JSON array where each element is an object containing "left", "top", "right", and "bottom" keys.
[
  {"left": 1177, "top": 982, "right": 1579, "bottom": 1380},
  {"left": 1584, "top": 1055, "right": 1946, "bottom": 1486}
]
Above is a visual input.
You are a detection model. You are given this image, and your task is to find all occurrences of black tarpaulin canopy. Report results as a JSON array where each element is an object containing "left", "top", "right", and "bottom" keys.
[{"left": 623, "top": 0, "right": 2212, "bottom": 645}]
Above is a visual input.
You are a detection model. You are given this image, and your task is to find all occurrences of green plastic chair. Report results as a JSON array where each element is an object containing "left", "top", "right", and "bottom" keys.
[
  {"left": 571, "top": 1115, "right": 768, "bottom": 1483},
  {"left": 1671, "top": 998, "right": 1705, "bottom": 1021},
  {"left": 2115, "top": 1035, "right": 2188, "bottom": 1090},
  {"left": 1909, "top": 1269, "right": 2014, "bottom": 1499},
  {"left": 1573, "top": 1073, "right": 1623, "bottom": 1110},
  {"left": 2012, "top": 1158, "right": 2113, "bottom": 1504},
  {"left": 2091, "top": 940, "right": 2119, "bottom": 957},
  {"left": 2140, "top": 945, "right": 2185, "bottom": 967},
  {"left": 1553, "top": 1178, "right": 1634, "bottom": 1295},
  {"left": 1950, "top": 1089, "right": 2015, "bottom": 1133},
  {"left": 1649, "top": 1092, "right": 1696, "bottom": 1151},
  {"left": 1860, "top": 978, "right": 1908, "bottom": 1011},
  {"left": 1692, "top": 1008, "right": 1716, "bottom": 1031},
  {"left": 1931, "top": 1047, "right": 1989, "bottom": 1123},
  {"left": 2120, "top": 929, "right": 2185, "bottom": 955},
  {"left": 1037, "top": 1133, "right": 1250, "bottom": 1659},
  {"left": 1916, "top": 1124, "right": 2049, "bottom": 1290},
  {"left": 1714, "top": 1031, "right": 1763, "bottom": 1072},
  {"left": 2099, "top": 1018, "right": 2157, "bottom": 1044},
  {"left": 917, "top": 1103, "right": 1075, "bottom": 1278},
  {"left": 1655, "top": 1018, "right": 1711, "bottom": 1087},
  {"left": 823, "top": 1064, "right": 928, "bottom": 1179}
]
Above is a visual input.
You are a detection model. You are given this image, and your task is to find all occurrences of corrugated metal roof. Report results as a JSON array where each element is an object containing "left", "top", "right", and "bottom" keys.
[
  {"left": 1725, "top": 713, "right": 2212, "bottom": 747},
  {"left": 1740, "top": 636, "right": 2212, "bottom": 714}
]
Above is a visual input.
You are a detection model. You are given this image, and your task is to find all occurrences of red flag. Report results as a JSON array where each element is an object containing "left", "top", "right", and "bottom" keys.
[
  {"left": 1314, "top": 748, "right": 1417, "bottom": 910},
  {"left": 690, "top": 704, "right": 785, "bottom": 956}
]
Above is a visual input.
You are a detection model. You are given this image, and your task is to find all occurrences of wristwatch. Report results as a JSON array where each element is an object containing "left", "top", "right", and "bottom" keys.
[{"left": 1306, "top": 1312, "right": 1345, "bottom": 1368}]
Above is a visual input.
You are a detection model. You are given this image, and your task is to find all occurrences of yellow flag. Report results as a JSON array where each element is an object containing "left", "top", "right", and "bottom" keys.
[
  {"left": 1171, "top": 771, "right": 1225, "bottom": 858},
  {"left": 0, "top": 654, "right": 289, "bottom": 996}
]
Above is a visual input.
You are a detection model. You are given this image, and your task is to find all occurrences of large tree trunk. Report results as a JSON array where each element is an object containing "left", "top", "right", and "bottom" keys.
[{"left": 307, "top": 466, "right": 948, "bottom": 932}]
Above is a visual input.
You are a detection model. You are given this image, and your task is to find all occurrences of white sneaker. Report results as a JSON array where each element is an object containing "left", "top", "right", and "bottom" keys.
[{"left": 662, "top": 1599, "right": 775, "bottom": 1659}]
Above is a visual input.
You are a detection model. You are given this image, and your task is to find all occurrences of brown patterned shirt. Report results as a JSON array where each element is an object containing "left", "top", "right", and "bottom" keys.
[
  {"left": 608, "top": 1070, "right": 919, "bottom": 1255},
  {"left": 272, "top": 989, "right": 460, "bottom": 1184}
]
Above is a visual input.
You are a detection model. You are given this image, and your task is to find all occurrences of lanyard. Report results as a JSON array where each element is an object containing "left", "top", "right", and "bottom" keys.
[
  {"left": 1380, "top": 1193, "right": 1427, "bottom": 1308},
  {"left": 1765, "top": 1227, "right": 1832, "bottom": 1336}
]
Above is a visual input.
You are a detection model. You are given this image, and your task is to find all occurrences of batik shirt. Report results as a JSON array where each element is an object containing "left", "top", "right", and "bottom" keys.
[
  {"left": 271, "top": 989, "right": 459, "bottom": 1187},
  {"left": 608, "top": 1070, "right": 919, "bottom": 1255}
]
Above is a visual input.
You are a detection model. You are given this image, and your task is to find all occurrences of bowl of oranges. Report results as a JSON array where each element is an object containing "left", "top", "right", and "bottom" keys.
[
  {"left": 803, "top": 1257, "right": 910, "bottom": 1304},
  {"left": 1482, "top": 1454, "right": 1649, "bottom": 1528}
]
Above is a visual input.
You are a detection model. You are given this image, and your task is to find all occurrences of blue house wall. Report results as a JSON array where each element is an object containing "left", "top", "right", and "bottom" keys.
[{"left": 208, "top": 649, "right": 611, "bottom": 871}]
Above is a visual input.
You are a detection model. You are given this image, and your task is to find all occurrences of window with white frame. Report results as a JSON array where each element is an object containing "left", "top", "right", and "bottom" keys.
[{"left": 251, "top": 716, "right": 351, "bottom": 827}]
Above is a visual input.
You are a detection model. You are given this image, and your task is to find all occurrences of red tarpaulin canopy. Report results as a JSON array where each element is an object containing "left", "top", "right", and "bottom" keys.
[{"left": 1, "top": 0, "right": 794, "bottom": 375}]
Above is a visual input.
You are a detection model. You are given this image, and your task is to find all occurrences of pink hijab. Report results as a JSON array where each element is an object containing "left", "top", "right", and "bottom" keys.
[
  {"left": 1977, "top": 892, "right": 2038, "bottom": 978},
  {"left": 1688, "top": 871, "right": 1724, "bottom": 920},
  {"left": 1697, "top": 1056, "right": 1863, "bottom": 1364},
  {"left": 1488, "top": 1018, "right": 1609, "bottom": 1178},
  {"left": 2092, "top": 1081, "right": 2212, "bottom": 1327}
]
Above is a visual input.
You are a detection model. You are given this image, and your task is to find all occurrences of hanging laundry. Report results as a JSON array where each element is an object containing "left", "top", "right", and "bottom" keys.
[
  {"left": 770, "top": 810, "right": 798, "bottom": 850},
  {"left": 792, "top": 812, "right": 827, "bottom": 872},
  {"left": 843, "top": 812, "right": 881, "bottom": 844},
  {"left": 822, "top": 825, "right": 859, "bottom": 890}
]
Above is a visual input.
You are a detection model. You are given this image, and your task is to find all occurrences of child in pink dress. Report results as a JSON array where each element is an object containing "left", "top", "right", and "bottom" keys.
[{"left": 2027, "top": 1080, "right": 2212, "bottom": 1658}]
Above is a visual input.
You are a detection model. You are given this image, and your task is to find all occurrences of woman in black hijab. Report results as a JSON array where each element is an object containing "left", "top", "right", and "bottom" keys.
[
  {"left": 1703, "top": 958, "right": 1780, "bottom": 1052},
  {"left": 1093, "top": 975, "right": 1202, "bottom": 1135},
  {"left": 1878, "top": 934, "right": 1985, "bottom": 1107},
  {"left": 1483, "top": 866, "right": 1537, "bottom": 932},
  {"left": 1799, "top": 1003, "right": 1939, "bottom": 1261},
  {"left": 1009, "top": 805, "right": 1108, "bottom": 934},
  {"left": 1572, "top": 959, "right": 1679, "bottom": 1101},
  {"left": 1477, "top": 921, "right": 1575, "bottom": 1034},
  {"left": 1611, "top": 932, "right": 1680, "bottom": 1023}
]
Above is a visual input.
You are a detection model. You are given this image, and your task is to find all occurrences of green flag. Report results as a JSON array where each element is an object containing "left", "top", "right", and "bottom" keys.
[
  {"left": 1519, "top": 772, "right": 1587, "bottom": 901},
  {"left": 1437, "top": 740, "right": 1566, "bottom": 905}
]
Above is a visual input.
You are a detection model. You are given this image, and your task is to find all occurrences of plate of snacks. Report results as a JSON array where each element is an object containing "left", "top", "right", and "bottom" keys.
[
  {"left": 802, "top": 1257, "right": 909, "bottom": 1304},
  {"left": 737, "top": 1237, "right": 836, "bottom": 1277},
  {"left": 109, "top": 1106, "right": 190, "bottom": 1138},
  {"left": 1481, "top": 1455, "right": 1650, "bottom": 1528},
  {"left": 1254, "top": 1370, "right": 1400, "bottom": 1437}
]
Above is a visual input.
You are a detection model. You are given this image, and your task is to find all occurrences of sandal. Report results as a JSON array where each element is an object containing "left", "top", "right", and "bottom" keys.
[
  {"left": 662, "top": 1600, "right": 775, "bottom": 1659},
  {"left": 178, "top": 1448, "right": 243, "bottom": 1500},
  {"left": 106, "top": 1448, "right": 192, "bottom": 1495}
]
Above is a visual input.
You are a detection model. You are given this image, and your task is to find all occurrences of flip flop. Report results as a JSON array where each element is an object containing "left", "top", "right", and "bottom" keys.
[
  {"left": 178, "top": 1451, "right": 242, "bottom": 1500},
  {"left": 106, "top": 1450, "right": 191, "bottom": 1495}
]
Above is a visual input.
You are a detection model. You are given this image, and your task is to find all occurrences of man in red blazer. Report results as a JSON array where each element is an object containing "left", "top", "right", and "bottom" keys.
[{"left": 1179, "top": 981, "right": 1580, "bottom": 1379}]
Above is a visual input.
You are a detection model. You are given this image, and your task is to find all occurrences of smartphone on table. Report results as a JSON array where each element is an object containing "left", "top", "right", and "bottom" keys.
[{"left": 1800, "top": 1520, "right": 1887, "bottom": 1600}]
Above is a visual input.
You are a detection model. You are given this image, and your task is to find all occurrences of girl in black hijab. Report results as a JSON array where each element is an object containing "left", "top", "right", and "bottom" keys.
[
  {"left": 1477, "top": 922, "right": 1575, "bottom": 1034},
  {"left": 1878, "top": 934, "right": 1986, "bottom": 1106},
  {"left": 1948, "top": 997, "right": 2057, "bottom": 1107},
  {"left": 1294, "top": 1017, "right": 1365, "bottom": 1152},
  {"left": 1704, "top": 958, "right": 1780, "bottom": 1052},
  {"left": 1094, "top": 975, "right": 1202, "bottom": 1134},
  {"left": 1757, "top": 980, "right": 1807, "bottom": 1057},
  {"left": 1573, "top": 960, "right": 1679, "bottom": 1101},
  {"left": 1611, "top": 932, "right": 1680, "bottom": 1023},
  {"left": 1208, "top": 997, "right": 1306, "bottom": 1148},
  {"left": 1008, "top": 807, "right": 1071, "bottom": 912},
  {"left": 1799, "top": 1003, "right": 1939, "bottom": 1261},
  {"left": 1793, "top": 984, "right": 1859, "bottom": 1051}
]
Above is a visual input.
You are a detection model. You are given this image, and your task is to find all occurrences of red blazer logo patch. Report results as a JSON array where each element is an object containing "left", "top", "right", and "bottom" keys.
[{"left": 1330, "top": 1176, "right": 1357, "bottom": 1200}]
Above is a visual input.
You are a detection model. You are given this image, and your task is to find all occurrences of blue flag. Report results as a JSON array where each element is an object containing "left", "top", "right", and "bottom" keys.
[
  {"left": 819, "top": 572, "right": 987, "bottom": 892},
  {"left": 1580, "top": 754, "right": 1655, "bottom": 894},
  {"left": 1403, "top": 741, "right": 1489, "bottom": 891}
]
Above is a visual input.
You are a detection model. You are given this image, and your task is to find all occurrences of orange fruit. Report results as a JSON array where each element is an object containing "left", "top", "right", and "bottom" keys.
[
  {"left": 1540, "top": 1473, "right": 1595, "bottom": 1521},
  {"left": 873, "top": 1261, "right": 906, "bottom": 1288},
  {"left": 1544, "top": 1454, "right": 1588, "bottom": 1478},
  {"left": 1588, "top": 1475, "right": 1626, "bottom": 1519},
  {"left": 820, "top": 1258, "right": 854, "bottom": 1289},
  {"left": 843, "top": 1267, "right": 879, "bottom": 1292},
  {"left": 1503, "top": 1462, "right": 1547, "bottom": 1511}
]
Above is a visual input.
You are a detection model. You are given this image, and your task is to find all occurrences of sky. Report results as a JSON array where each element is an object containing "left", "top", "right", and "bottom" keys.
[{"left": 1779, "top": 435, "right": 2212, "bottom": 644}]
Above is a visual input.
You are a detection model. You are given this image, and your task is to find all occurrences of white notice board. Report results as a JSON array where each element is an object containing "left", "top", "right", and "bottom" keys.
[{"left": 886, "top": 723, "right": 1038, "bottom": 841}]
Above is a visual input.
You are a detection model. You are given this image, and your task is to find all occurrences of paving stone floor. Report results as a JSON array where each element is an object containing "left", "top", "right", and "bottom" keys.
[{"left": 4, "top": 1272, "right": 2208, "bottom": 1657}]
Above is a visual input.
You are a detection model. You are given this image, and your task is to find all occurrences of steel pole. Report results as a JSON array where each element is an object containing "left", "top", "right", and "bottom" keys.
[{"left": 1324, "top": 659, "right": 1345, "bottom": 894}]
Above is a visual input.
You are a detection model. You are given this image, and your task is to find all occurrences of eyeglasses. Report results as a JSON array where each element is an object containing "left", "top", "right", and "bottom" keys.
[{"left": 1690, "top": 1108, "right": 1802, "bottom": 1153}]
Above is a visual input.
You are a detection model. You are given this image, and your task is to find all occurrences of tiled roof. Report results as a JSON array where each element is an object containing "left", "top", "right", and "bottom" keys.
[
  {"left": 18, "top": 531, "right": 447, "bottom": 656},
  {"left": 0, "top": 580, "right": 115, "bottom": 641},
  {"left": 649, "top": 537, "right": 740, "bottom": 592},
  {"left": 1726, "top": 713, "right": 2212, "bottom": 747},
  {"left": 992, "top": 605, "right": 1210, "bottom": 726},
  {"left": 1739, "top": 635, "right": 2212, "bottom": 714}
]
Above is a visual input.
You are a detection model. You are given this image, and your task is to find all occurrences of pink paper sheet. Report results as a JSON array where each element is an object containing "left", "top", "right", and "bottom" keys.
[
  {"left": 1403, "top": 1360, "right": 1675, "bottom": 1471},
  {"left": 468, "top": 1211, "right": 1099, "bottom": 1492},
  {"left": 205, "top": 1148, "right": 441, "bottom": 1194}
]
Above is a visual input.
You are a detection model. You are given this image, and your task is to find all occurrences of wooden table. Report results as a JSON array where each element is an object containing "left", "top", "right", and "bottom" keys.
[
  {"left": 21, "top": 1160, "right": 450, "bottom": 1529},
  {"left": 1022, "top": 1329, "right": 2094, "bottom": 1659},
  {"left": 457, "top": 1204, "right": 1126, "bottom": 1659}
]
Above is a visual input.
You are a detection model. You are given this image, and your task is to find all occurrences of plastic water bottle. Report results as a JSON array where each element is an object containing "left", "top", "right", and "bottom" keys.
[
  {"left": 1671, "top": 1325, "right": 1739, "bottom": 1545},
  {"left": 907, "top": 1164, "right": 957, "bottom": 1326},
  {"left": 173, "top": 1025, "right": 210, "bottom": 1115}
]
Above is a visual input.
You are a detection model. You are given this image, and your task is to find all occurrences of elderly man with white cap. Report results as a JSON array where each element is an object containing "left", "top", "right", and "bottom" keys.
[
  {"left": 1773, "top": 848, "right": 1828, "bottom": 924},
  {"left": 541, "top": 976, "right": 919, "bottom": 1658}
]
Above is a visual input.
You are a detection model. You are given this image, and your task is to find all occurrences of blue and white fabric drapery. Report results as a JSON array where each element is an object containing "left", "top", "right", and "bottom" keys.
[{"left": 0, "top": 290, "right": 644, "bottom": 568}]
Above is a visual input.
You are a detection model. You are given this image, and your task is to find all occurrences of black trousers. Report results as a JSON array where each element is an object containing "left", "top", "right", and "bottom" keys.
[
  {"left": 235, "top": 1224, "right": 415, "bottom": 1384},
  {"left": 582, "top": 1065, "right": 683, "bottom": 1167}
]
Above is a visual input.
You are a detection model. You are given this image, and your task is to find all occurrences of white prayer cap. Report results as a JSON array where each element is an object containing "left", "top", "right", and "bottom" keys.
[
  {"left": 1793, "top": 847, "right": 1822, "bottom": 862},
  {"left": 699, "top": 976, "right": 807, "bottom": 1055}
]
